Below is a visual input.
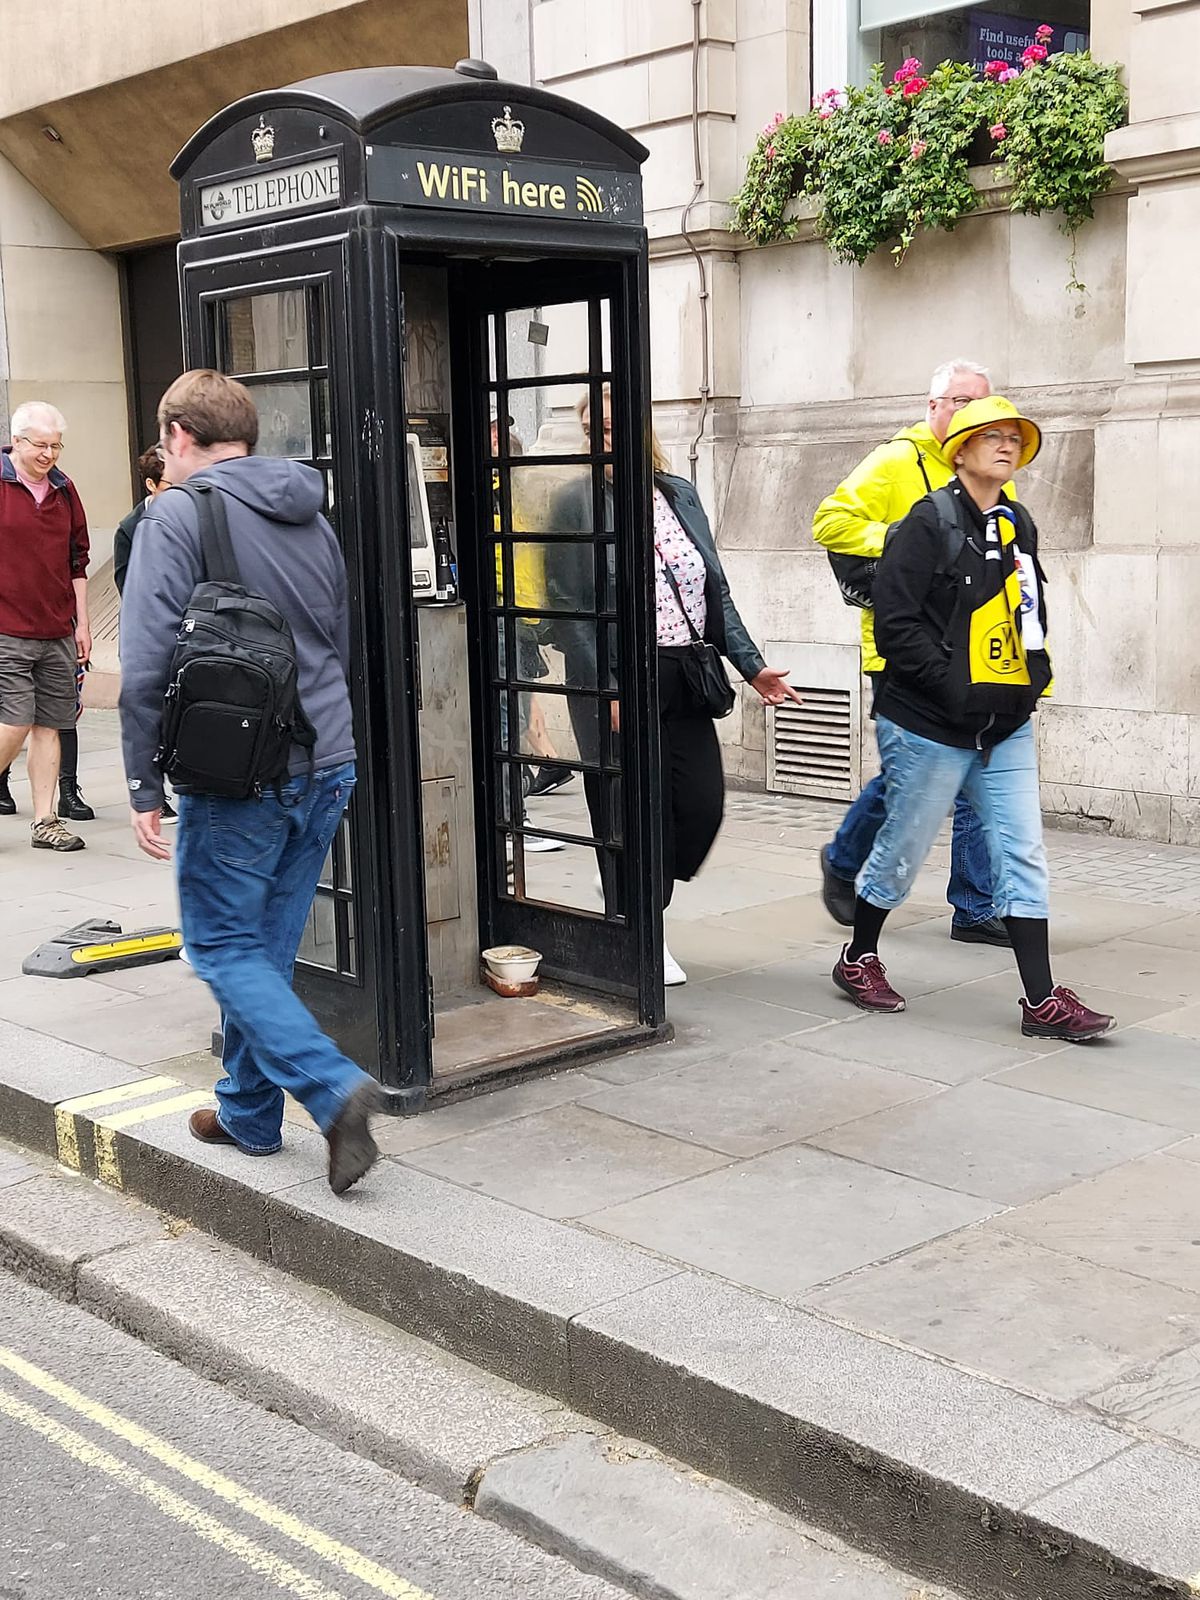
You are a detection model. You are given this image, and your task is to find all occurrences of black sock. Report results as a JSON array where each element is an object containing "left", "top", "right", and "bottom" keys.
[
  {"left": 1004, "top": 916, "right": 1053, "bottom": 1005},
  {"left": 848, "top": 898, "right": 889, "bottom": 962},
  {"left": 59, "top": 727, "right": 79, "bottom": 784}
]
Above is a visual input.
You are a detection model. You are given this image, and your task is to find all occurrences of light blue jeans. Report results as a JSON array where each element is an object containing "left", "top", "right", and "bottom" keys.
[
  {"left": 857, "top": 718, "right": 1049, "bottom": 918},
  {"left": 827, "top": 771, "right": 997, "bottom": 926}
]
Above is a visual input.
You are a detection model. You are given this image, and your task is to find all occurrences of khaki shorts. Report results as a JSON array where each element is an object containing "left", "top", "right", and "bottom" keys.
[{"left": 0, "top": 633, "right": 78, "bottom": 730}]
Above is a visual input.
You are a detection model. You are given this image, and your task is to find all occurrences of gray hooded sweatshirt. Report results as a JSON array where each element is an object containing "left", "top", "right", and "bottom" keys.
[{"left": 119, "top": 456, "right": 354, "bottom": 812}]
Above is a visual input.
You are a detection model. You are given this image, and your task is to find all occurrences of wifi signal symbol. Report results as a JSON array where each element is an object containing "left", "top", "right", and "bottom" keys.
[{"left": 576, "top": 177, "right": 605, "bottom": 214}]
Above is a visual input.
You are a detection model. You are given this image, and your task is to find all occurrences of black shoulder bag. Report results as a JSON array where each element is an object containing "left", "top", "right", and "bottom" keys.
[{"left": 658, "top": 556, "right": 736, "bottom": 720}]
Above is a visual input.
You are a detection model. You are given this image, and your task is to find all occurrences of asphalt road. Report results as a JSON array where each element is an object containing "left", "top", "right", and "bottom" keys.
[{"left": 0, "top": 1272, "right": 627, "bottom": 1600}]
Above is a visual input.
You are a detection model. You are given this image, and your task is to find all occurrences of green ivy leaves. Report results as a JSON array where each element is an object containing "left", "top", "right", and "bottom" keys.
[
  {"left": 731, "top": 52, "right": 1127, "bottom": 285},
  {"left": 997, "top": 52, "right": 1128, "bottom": 233}
]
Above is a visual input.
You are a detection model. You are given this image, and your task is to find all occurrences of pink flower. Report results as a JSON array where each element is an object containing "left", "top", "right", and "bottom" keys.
[
  {"left": 877, "top": 129, "right": 893, "bottom": 145},
  {"left": 765, "top": 143, "right": 777, "bottom": 159},
  {"left": 902, "top": 75, "right": 930, "bottom": 97},
  {"left": 1035, "top": 23, "right": 1054, "bottom": 41},
  {"left": 989, "top": 122, "right": 1007, "bottom": 140},
  {"left": 813, "top": 87, "right": 849, "bottom": 116},
  {"left": 984, "top": 58, "right": 1008, "bottom": 79},
  {"left": 1021, "top": 42, "right": 1048, "bottom": 65},
  {"left": 894, "top": 56, "right": 922, "bottom": 84},
  {"left": 910, "top": 139, "right": 927, "bottom": 159},
  {"left": 999, "top": 66, "right": 1020, "bottom": 82}
]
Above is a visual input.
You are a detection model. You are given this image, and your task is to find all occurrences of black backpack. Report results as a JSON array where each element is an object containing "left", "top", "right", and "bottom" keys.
[
  {"left": 827, "top": 440, "right": 935, "bottom": 609},
  {"left": 157, "top": 482, "right": 315, "bottom": 800}
]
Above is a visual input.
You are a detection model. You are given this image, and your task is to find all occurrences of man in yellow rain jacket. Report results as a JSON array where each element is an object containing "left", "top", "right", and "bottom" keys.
[
  {"left": 813, "top": 359, "right": 1010, "bottom": 947},
  {"left": 492, "top": 412, "right": 565, "bottom": 850}
]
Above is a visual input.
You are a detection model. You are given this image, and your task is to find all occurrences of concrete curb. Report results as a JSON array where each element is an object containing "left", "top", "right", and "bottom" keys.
[
  {"left": 0, "top": 1154, "right": 961, "bottom": 1600},
  {"left": 3, "top": 1033, "right": 1200, "bottom": 1600}
]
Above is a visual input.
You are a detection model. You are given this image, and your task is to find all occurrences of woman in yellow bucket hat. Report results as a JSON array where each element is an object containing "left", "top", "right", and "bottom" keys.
[{"left": 831, "top": 396, "right": 1116, "bottom": 1043}]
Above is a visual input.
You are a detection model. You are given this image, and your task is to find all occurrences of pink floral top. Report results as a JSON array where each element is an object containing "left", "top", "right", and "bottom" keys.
[{"left": 653, "top": 488, "right": 707, "bottom": 646}]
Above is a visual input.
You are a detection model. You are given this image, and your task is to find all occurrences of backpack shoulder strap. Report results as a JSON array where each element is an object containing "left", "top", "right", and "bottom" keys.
[
  {"left": 179, "top": 481, "right": 241, "bottom": 586},
  {"left": 928, "top": 486, "right": 967, "bottom": 576},
  {"left": 908, "top": 438, "right": 933, "bottom": 493},
  {"left": 1011, "top": 500, "right": 1037, "bottom": 552}
]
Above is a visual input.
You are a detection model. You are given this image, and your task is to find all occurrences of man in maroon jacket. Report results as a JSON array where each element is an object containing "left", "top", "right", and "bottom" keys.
[{"left": 0, "top": 402, "right": 90, "bottom": 851}]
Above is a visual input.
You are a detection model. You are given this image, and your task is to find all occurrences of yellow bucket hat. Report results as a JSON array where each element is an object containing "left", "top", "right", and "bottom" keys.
[{"left": 942, "top": 395, "right": 1042, "bottom": 471}]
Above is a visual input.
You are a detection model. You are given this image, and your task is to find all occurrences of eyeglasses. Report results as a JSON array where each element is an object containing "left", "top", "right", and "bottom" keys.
[
  {"left": 946, "top": 395, "right": 979, "bottom": 410},
  {"left": 976, "top": 429, "right": 1024, "bottom": 448},
  {"left": 15, "top": 436, "right": 64, "bottom": 456}
]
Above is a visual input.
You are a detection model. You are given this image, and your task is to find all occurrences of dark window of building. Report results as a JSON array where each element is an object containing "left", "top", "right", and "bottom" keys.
[
  {"left": 122, "top": 241, "right": 182, "bottom": 484},
  {"left": 863, "top": 1, "right": 1090, "bottom": 81}
]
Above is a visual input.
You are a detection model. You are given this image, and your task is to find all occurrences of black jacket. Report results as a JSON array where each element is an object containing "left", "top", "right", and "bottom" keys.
[
  {"left": 873, "top": 483, "right": 1051, "bottom": 750},
  {"left": 544, "top": 471, "right": 766, "bottom": 691},
  {"left": 112, "top": 500, "right": 147, "bottom": 597},
  {"left": 656, "top": 474, "right": 766, "bottom": 681}
]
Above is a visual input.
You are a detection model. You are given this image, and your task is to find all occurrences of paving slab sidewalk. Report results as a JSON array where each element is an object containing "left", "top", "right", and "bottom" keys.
[{"left": 4, "top": 714, "right": 1200, "bottom": 1596}]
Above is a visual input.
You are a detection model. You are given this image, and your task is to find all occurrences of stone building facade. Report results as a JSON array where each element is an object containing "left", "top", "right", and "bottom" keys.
[
  {"left": 513, "top": 0, "right": 1200, "bottom": 843},
  {"left": 1, "top": 0, "right": 1196, "bottom": 838}
]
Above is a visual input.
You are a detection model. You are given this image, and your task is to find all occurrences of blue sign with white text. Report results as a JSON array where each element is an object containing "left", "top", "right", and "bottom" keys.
[{"left": 966, "top": 11, "right": 1089, "bottom": 72}]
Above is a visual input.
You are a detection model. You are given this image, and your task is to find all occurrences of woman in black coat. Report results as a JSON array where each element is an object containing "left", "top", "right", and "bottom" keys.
[{"left": 548, "top": 389, "right": 800, "bottom": 984}]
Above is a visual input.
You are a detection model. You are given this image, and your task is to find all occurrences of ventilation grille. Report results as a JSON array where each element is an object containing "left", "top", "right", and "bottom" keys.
[{"left": 767, "top": 687, "right": 855, "bottom": 800}]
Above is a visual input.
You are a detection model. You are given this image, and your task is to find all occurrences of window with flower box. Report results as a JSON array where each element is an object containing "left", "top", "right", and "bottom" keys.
[{"left": 814, "top": 0, "right": 1090, "bottom": 90}]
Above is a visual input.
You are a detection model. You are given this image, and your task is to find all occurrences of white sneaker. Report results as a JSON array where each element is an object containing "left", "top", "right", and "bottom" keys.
[
  {"left": 524, "top": 834, "right": 564, "bottom": 853},
  {"left": 663, "top": 938, "right": 687, "bottom": 987}
]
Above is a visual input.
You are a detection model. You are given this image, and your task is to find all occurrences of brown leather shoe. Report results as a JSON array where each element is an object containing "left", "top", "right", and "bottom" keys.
[
  {"left": 188, "top": 1107, "right": 276, "bottom": 1156},
  {"left": 326, "top": 1081, "right": 382, "bottom": 1195}
]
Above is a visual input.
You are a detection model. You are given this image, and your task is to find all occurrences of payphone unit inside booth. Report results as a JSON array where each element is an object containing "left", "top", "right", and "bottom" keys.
[{"left": 171, "top": 60, "right": 668, "bottom": 1109}]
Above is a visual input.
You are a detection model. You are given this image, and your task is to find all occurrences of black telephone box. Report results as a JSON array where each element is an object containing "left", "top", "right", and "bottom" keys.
[{"left": 172, "top": 60, "right": 666, "bottom": 1108}]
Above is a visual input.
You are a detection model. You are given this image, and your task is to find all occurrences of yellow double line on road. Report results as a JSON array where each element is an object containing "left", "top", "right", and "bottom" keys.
[
  {"left": 0, "top": 1347, "right": 435, "bottom": 1600},
  {"left": 54, "top": 1076, "right": 212, "bottom": 1186}
]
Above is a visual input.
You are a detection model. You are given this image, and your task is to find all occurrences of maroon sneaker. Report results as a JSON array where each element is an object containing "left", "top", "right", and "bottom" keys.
[
  {"left": 1021, "top": 986, "right": 1115, "bottom": 1043},
  {"left": 833, "top": 947, "right": 906, "bottom": 1013}
]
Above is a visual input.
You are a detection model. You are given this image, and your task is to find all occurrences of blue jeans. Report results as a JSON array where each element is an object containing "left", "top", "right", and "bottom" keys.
[
  {"left": 857, "top": 719, "right": 1049, "bottom": 917},
  {"left": 828, "top": 774, "right": 996, "bottom": 926},
  {"left": 175, "top": 763, "right": 372, "bottom": 1153}
]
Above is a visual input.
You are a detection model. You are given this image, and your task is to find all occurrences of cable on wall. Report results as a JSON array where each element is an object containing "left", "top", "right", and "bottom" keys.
[{"left": 679, "top": 0, "right": 711, "bottom": 487}]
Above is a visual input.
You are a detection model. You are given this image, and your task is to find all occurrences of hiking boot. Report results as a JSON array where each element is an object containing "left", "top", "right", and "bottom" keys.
[
  {"left": 1021, "top": 986, "right": 1115, "bottom": 1043},
  {"left": 819, "top": 845, "right": 856, "bottom": 927},
  {"left": 58, "top": 777, "right": 95, "bottom": 822},
  {"left": 327, "top": 1081, "right": 383, "bottom": 1195},
  {"left": 833, "top": 947, "right": 906, "bottom": 1012},
  {"left": 31, "top": 815, "right": 85, "bottom": 852},
  {"left": 0, "top": 772, "right": 15, "bottom": 816},
  {"left": 951, "top": 915, "right": 1011, "bottom": 947},
  {"left": 188, "top": 1108, "right": 277, "bottom": 1156}
]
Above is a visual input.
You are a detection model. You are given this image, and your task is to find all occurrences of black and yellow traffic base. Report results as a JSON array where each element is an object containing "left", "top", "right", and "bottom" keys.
[{"left": 22, "top": 919, "right": 183, "bottom": 979}]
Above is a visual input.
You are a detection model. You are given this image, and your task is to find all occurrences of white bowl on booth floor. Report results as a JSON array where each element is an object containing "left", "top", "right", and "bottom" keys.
[{"left": 481, "top": 945, "right": 542, "bottom": 983}]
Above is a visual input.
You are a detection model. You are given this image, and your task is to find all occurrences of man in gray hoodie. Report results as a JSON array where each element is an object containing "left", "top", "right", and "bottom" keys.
[{"left": 119, "top": 369, "right": 380, "bottom": 1194}]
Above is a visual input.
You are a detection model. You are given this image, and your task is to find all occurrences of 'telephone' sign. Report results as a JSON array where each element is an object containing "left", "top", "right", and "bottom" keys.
[
  {"left": 200, "top": 156, "right": 340, "bottom": 227},
  {"left": 366, "top": 146, "right": 643, "bottom": 225}
]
